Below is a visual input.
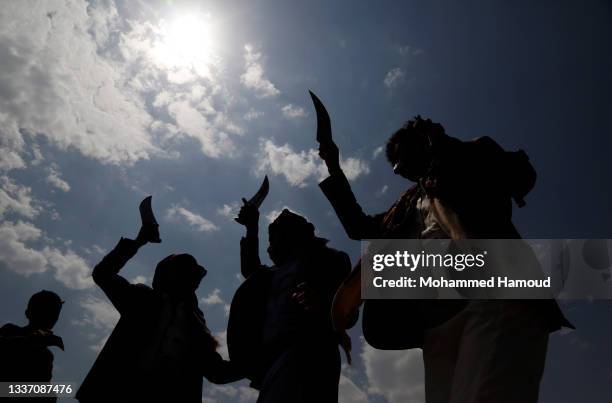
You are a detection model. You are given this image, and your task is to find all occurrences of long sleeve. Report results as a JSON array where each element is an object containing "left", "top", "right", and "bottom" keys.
[
  {"left": 201, "top": 350, "right": 243, "bottom": 384},
  {"left": 319, "top": 171, "right": 382, "bottom": 240},
  {"left": 92, "top": 238, "right": 141, "bottom": 314},
  {"left": 239, "top": 227, "right": 267, "bottom": 278}
]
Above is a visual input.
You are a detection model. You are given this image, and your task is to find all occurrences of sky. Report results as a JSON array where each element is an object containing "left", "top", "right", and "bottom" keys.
[{"left": 0, "top": 0, "right": 611, "bottom": 402}]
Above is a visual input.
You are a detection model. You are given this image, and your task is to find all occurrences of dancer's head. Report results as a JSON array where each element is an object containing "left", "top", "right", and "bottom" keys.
[
  {"left": 153, "top": 253, "right": 207, "bottom": 297},
  {"left": 26, "top": 290, "right": 64, "bottom": 330},
  {"left": 386, "top": 116, "right": 446, "bottom": 181},
  {"left": 267, "top": 209, "right": 325, "bottom": 266}
]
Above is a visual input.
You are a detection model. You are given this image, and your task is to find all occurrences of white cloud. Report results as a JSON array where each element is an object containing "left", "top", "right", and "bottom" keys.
[
  {"left": 281, "top": 104, "right": 307, "bottom": 119},
  {"left": 240, "top": 44, "right": 280, "bottom": 98},
  {"left": 0, "top": 220, "right": 93, "bottom": 289},
  {"left": 341, "top": 157, "right": 371, "bottom": 181},
  {"left": 166, "top": 205, "right": 219, "bottom": 232},
  {"left": 214, "top": 330, "right": 229, "bottom": 359},
  {"left": 44, "top": 247, "right": 93, "bottom": 289},
  {"left": 0, "top": 1, "right": 246, "bottom": 169},
  {"left": 361, "top": 340, "right": 425, "bottom": 403},
  {"left": 373, "top": 146, "right": 384, "bottom": 159},
  {"left": 0, "top": 113, "right": 26, "bottom": 171},
  {"left": 256, "top": 140, "right": 369, "bottom": 187},
  {"left": 0, "top": 176, "right": 39, "bottom": 218},
  {"left": 384, "top": 67, "right": 406, "bottom": 88},
  {"left": 398, "top": 45, "right": 424, "bottom": 56},
  {"left": 0, "top": 0, "right": 157, "bottom": 166},
  {"left": 202, "top": 289, "right": 230, "bottom": 317},
  {"left": 339, "top": 375, "right": 370, "bottom": 403},
  {"left": 78, "top": 296, "right": 119, "bottom": 331},
  {"left": 46, "top": 165, "right": 71, "bottom": 192},
  {"left": 131, "top": 275, "right": 148, "bottom": 284},
  {"left": 75, "top": 295, "right": 119, "bottom": 351},
  {"left": 167, "top": 100, "right": 235, "bottom": 158},
  {"left": 377, "top": 185, "right": 389, "bottom": 197},
  {"left": 244, "top": 108, "right": 264, "bottom": 121},
  {"left": 201, "top": 288, "right": 224, "bottom": 305},
  {"left": 0, "top": 221, "right": 47, "bottom": 275},
  {"left": 256, "top": 140, "right": 325, "bottom": 187},
  {"left": 204, "top": 382, "right": 258, "bottom": 403},
  {"left": 217, "top": 202, "right": 239, "bottom": 219}
]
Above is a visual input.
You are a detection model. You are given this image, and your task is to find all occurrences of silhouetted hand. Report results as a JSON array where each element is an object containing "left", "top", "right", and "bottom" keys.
[
  {"left": 292, "top": 282, "right": 324, "bottom": 313},
  {"left": 236, "top": 199, "right": 259, "bottom": 230},
  {"left": 137, "top": 196, "right": 161, "bottom": 245},
  {"left": 135, "top": 224, "right": 160, "bottom": 247},
  {"left": 318, "top": 139, "right": 342, "bottom": 176}
]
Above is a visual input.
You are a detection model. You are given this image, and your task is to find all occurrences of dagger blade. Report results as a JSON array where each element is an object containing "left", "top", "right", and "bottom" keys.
[
  {"left": 235, "top": 176, "right": 269, "bottom": 224},
  {"left": 309, "top": 90, "right": 332, "bottom": 144},
  {"left": 248, "top": 175, "right": 269, "bottom": 208}
]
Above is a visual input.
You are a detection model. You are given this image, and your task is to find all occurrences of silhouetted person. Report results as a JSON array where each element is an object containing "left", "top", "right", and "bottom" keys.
[
  {"left": 229, "top": 206, "right": 353, "bottom": 403},
  {"left": 76, "top": 199, "right": 241, "bottom": 403},
  {"left": 0, "top": 290, "right": 64, "bottom": 402},
  {"left": 318, "top": 116, "right": 573, "bottom": 403}
]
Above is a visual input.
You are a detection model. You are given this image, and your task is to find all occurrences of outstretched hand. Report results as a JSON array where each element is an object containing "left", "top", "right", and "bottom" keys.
[
  {"left": 318, "top": 139, "right": 342, "bottom": 176},
  {"left": 135, "top": 224, "right": 161, "bottom": 247},
  {"left": 236, "top": 199, "right": 259, "bottom": 229}
]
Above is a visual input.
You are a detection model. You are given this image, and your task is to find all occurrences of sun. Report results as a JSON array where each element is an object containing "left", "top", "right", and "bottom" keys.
[{"left": 152, "top": 13, "right": 219, "bottom": 76}]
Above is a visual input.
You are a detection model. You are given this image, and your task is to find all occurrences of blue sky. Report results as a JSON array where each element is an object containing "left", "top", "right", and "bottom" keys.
[{"left": 1, "top": 1, "right": 611, "bottom": 402}]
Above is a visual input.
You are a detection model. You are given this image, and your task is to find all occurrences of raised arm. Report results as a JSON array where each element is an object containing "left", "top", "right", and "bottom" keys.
[
  {"left": 93, "top": 198, "right": 161, "bottom": 313},
  {"left": 236, "top": 202, "right": 267, "bottom": 278},
  {"left": 92, "top": 237, "right": 144, "bottom": 313},
  {"left": 318, "top": 140, "right": 382, "bottom": 240}
]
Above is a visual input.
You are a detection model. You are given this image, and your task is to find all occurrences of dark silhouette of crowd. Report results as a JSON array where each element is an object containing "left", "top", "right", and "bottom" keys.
[{"left": 0, "top": 92, "right": 572, "bottom": 403}]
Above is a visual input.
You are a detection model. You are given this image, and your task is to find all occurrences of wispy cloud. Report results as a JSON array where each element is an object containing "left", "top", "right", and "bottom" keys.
[
  {"left": 384, "top": 67, "right": 406, "bottom": 88},
  {"left": 216, "top": 202, "right": 239, "bottom": 219},
  {"left": 77, "top": 297, "right": 119, "bottom": 331},
  {"left": 44, "top": 247, "right": 92, "bottom": 289},
  {"left": 256, "top": 139, "right": 369, "bottom": 187},
  {"left": 201, "top": 288, "right": 224, "bottom": 305},
  {"left": 361, "top": 339, "right": 425, "bottom": 402},
  {"left": 373, "top": 146, "right": 384, "bottom": 159},
  {"left": 244, "top": 108, "right": 264, "bottom": 121},
  {"left": 398, "top": 45, "right": 424, "bottom": 56},
  {"left": 339, "top": 375, "right": 370, "bottom": 403},
  {"left": 281, "top": 104, "right": 307, "bottom": 119},
  {"left": 0, "top": 176, "right": 39, "bottom": 218},
  {"left": 46, "top": 165, "right": 71, "bottom": 192},
  {"left": 0, "top": 220, "right": 93, "bottom": 289},
  {"left": 166, "top": 205, "right": 219, "bottom": 232},
  {"left": 240, "top": 44, "right": 281, "bottom": 98}
]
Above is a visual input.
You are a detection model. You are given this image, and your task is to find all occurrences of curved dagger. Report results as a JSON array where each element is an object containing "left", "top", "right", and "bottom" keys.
[
  {"left": 309, "top": 90, "right": 332, "bottom": 144},
  {"left": 139, "top": 196, "right": 161, "bottom": 243},
  {"left": 235, "top": 175, "right": 269, "bottom": 224}
]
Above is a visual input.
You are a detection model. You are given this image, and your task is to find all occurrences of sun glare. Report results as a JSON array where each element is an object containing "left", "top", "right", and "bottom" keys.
[{"left": 153, "top": 13, "right": 218, "bottom": 76}]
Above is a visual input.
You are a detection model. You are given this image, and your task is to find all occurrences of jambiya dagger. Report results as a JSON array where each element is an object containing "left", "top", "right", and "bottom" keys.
[
  {"left": 309, "top": 90, "right": 333, "bottom": 144},
  {"left": 235, "top": 175, "right": 269, "bottom": 224},
  {"left": 139, "top": 196, "right": 162, "bottom": 243}
]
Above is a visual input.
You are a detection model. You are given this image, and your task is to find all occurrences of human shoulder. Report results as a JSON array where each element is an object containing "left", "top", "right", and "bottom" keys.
[{"left": 0, "top": 323, "right": 23, "bottom": 336}]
